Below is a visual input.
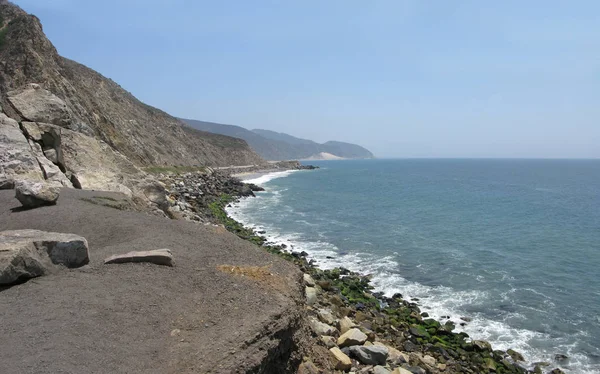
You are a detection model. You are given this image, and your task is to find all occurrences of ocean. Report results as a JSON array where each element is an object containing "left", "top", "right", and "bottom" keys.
[{"left": 226, "top": 159, "right": 600, "bottom": 374}]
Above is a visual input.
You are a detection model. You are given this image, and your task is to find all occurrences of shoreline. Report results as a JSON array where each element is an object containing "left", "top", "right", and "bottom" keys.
[{"left": 213, "top": 170, "right": 568, "bottom": 374}]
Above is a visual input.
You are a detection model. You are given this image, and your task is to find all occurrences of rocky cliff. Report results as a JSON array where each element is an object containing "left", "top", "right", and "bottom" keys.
[{"left": 0, "top": 1, "right": 264, "bottom": 168}]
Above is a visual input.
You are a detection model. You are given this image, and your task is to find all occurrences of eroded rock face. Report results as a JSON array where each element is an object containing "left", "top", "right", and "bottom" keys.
[
  {"left": 7, "top": 84, "right": 72, "bottom": 127},
  {"left": 15, "top": 180, "right": 60, "bottom": 208},
  {"left": 0, "top": 229, "right": 89, "bottom": 285},
  {"left": 59, "top": 126, "right": 144, "bottom": 195},
  {"left": 0, "top": 113, "right": 44, "bottom": 188}
]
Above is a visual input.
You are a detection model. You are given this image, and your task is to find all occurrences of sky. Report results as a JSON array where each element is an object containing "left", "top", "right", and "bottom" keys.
[{"left": 13, "top": 0, "right": 600, "bottom": 158}]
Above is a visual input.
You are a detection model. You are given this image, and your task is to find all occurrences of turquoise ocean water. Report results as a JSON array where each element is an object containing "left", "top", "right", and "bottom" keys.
[{"left": 227, "top": 159, "right": 600, "bottom": 373}]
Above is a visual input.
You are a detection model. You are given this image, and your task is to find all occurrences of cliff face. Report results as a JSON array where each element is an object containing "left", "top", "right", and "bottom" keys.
[{"left": 0, "top": 2, "right": 264, "bottom": 168}]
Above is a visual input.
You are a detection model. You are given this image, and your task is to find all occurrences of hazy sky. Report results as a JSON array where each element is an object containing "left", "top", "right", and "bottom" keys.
[{"left": 13, "top": 0, "right": 600, "bottom": 158}]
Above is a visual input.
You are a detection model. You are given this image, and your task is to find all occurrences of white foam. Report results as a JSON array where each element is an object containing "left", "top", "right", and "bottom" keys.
[
  {"left": 242, "top": 170, "right": 299, "bottom": 185},
  {"left": 225, "top": 186, "right": 600, "bottom": 374}
]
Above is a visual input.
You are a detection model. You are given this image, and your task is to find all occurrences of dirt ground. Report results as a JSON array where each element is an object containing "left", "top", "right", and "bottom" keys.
[{"left": 0, "top": 188, "right": 305, "bottom": 374}]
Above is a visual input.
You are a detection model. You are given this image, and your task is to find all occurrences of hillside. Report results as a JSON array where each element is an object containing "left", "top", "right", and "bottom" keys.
[
  {"left": 182, "top": 120, "right": 374, "bottom": 161},
  {"left": 0, "top": 2, "right": 264, "bottom": 168}
]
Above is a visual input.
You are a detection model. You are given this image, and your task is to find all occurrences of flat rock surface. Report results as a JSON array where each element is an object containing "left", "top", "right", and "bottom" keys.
[
  {"left": 0, "top": 188, "right": 303, "bottom": 374},
  {"left": 104, "top": 249, "right": 173, "bottom": 266}
]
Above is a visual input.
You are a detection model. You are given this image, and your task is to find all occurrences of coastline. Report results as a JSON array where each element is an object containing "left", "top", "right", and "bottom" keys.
[{"left": 214, "top": 169, "right": 568, "bottom": 374}]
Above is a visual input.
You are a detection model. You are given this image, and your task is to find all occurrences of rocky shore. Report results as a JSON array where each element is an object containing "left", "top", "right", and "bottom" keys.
[{"left": 155, "top": 168, "right": 566, "bottom": 374}]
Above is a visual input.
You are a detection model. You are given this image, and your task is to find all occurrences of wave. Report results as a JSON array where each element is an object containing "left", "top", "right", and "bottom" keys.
[
  {"left": 225, "top": 176, "right": 599, "bottom": 374},
  {"left": 242, "top": 170, "right": 299, "bottom": 185}
]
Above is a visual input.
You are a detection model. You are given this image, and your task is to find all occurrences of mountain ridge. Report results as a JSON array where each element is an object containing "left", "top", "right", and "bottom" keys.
[{"left": 182, "top": 118, "right": 374, "bottom": 161}]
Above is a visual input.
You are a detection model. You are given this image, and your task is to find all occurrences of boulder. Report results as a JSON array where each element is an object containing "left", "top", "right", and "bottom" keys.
[
  {"left": 338, "top": 316, "right": 356, "bottom": 334},
  {"left": 303, "top": 273, "right": 316, "bottom": 286},
  {"left": 373, "top": 366, "right": 391, "bottom": 374},
  {"left": 0, "top": 113, "right": 44, "bottom": 188},
  {"left": 104, "top": 249, "right": 173, "bottom": 267},
  {"left": 337, "top": 328, "right": 368, "bottom": 348},
  {"left": 7, "top": 84, "right": 72, "bottom": 127},
  {"left": 320, "top": 335, "right": 337, "bottom": 348},
  {"left": 0, "top": 240, "right": 47, "bottom": 285},
  {"left": 507, "top": 348, "right": 525, "bottom": 362},
  {"left": 305, "top": 286, "right": 318, "bottom": 305},
  {"left": 348, "top": 345, "right": 388, "bottom": 365},
  {"left": 472, "top": 340, "right": 492, "bottom": 352},
  {"left": 297, "top": 361, "right": 319, "bottom": 374},
  {"left": 483, "top": 357, "right": 497, "bottom": 371},
  {"left": 329, "top": 347, "right": 352, "bottom": 371},
  {"left": 308, "top": 317, "right": 336, "bottom": 336},
  {"left": 420, "top": 354, "right": 436, "bottom": 367},
  {"left": 391, "top": 368, "right": 413, "bottom": 374},
  {"left": 317, "top": 308, "right": 336, "bottom": 325},
  {"left": 0, "top": 229, "right": 89, "bottom": 285},
  {"left": 15, "top": 181, "right": 60, "bottom": 208},
  {"left": 373, "top": 342, "right": 406, "bottom": 364}
]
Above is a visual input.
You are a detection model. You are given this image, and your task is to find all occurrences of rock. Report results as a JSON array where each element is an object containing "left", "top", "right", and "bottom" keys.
[
  {"left": 27, "top": 140, "right": 71, "bottom": 187},
  {"left": 317, "top": 308, "right": 336, "bottom": 325},
  {"left": 472, "top": 340, "right": 492, "bottom": 352},
  {"left": 303, "top": 273, "right": 316, "bottom": 286},
  {"left": 0, "top": 239, "right": 47, "bottom": 285},
  {"left": 0, "top": 113, "right": 44, "bottom": 188},
  {"left": 0, "top": 229, "right": 89, "bottom": 285},
  {"left": 409, "top": 325, "right": 429, "bottom": 338},
  {"left": 549, "top": 369, "right": 565, "bottom": 374},
  {"left": 297, "top": 361, "right": 319, "bottom": 374},
  {"left": 403, "top": 341, "right": 418, "bottom": 352},
  {"left": 554, "top": 354, "right": 568, "bottom": 362},
  {"left": 15, "top": 181, "right": 60, "bottom": 208},
  {"left": 104, "top": 249, "right": 173, "bottom": 267},
  {"left": 338, "top": 316, "right": 356, "bottom": 334},
  {"left": 405, "top": 366, "right": 426, "bottom": 374},
  {"left": 373, "top": 342, "right": 405, "bottom": 364},
  {"left": 329, "top": 347, "right": 352, "bottom": 371},
  {"left": 348, "top": 345, "right": 389, "bottom": 365},
  {"left": 7, "top": 84, "right": 72, "bottom": 127},
  {"left": 338, "top": 328, "right": 368, "bottom": 348},
  {"left": 483, "top": 357, "right": 497, "bottom": 371},
  {"left": 373, "top": 366, "right": 391, "bottom": 374},
  {"left": 305, "top": 286, "right": 318, "bottom": 305},
  {"left": 437, "top": 363, "right": 447, "bottom": 371},
  {"left": 21, "top": 122, "right": 43, "bottom": 141},
  {"left": 308, "top": 317, "right": 336, "bottom": 336},
  {"left": 391, "top": 368, "right": 413, "bottom": 374},
  {"left": 57, "top": 125, "right": 145, "bottom": 195},
  {"left": 320, "top": 335, "right": 337, "bottom": 348},
  {"left": 316, "top": 279, "right": 333, "bottom": 290},
  {"left": 420, "top": 355, "right": 436, "bottom": 367},
  {"left": 43, "top": 147, "right": 59, "bottom": 164},
  {"left": 507, "top": 348, "right": 525, "bottom": 362}
]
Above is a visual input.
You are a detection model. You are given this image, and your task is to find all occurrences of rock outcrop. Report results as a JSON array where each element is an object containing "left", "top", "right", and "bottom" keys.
[
  {"left": 0, "top": 112, "right": 44, "bottom": 188},
  {"left": 7, "top": 83, "right": 72, "bottom": 127},
  {"left": 0, "top": 229, "right": 89, "bottom": 285}
]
